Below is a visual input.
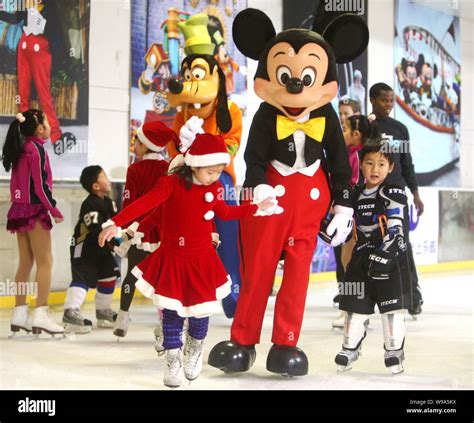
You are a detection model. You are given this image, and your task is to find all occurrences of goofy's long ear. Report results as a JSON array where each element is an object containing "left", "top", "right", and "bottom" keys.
[
  {"left": 232, "top": 8, "right": 276, "bottom": 60},
  {"left": 216, "top": 65, "right": 232, "bottom": 133},
  {"left": 312, "top": 1, "right": 369, "bottom": 64}
]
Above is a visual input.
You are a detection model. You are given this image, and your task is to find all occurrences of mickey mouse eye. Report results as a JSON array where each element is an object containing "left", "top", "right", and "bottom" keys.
[
  {"left": 301, "top": 67, "right": 316, "bottom": 87},
  {"left": 276, "top": 66, "right": 292, "bottom": 86},
  {"left": 192, "top": 67, "right": 206, "bottom": 80},
  {"left": 183, "top": 69, "right": 192, "bottom": 81}
]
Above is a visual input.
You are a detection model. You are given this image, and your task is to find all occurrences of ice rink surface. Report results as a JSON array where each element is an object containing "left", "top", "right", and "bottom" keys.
[{"left": 1, "top": 269, "right": 472, "bottom": 390}]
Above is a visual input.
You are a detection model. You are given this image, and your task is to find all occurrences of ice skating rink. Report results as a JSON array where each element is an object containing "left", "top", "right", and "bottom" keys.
[{"left": 1, "top": 269, "right": 472, "bottom": 390}]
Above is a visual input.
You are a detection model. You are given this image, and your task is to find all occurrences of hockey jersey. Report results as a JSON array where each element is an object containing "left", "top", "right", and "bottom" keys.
[
  {"left": 353, "top": 183, "right": 407, "bottom": 255},
  {"left": 71, "top": 194, "right": 118, "bottom": 259}
]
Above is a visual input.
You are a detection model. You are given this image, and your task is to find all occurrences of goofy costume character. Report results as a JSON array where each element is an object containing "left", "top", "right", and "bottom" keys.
[{"left": 208, "top": 7, "right": 369, "bottom": 376}]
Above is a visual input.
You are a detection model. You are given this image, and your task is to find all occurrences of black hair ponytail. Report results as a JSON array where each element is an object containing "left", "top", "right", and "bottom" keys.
[
  {"left": 2, "top": 109, "right": 45, "bottom": 172},
  {"left": 347, "top": 114, "right": 381, "bottom": 145}
]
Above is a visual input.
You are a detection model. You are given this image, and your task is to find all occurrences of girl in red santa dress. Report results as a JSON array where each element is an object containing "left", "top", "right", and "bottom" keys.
[{"left": 99, "top": 133, "right": 279, "bottom": 388}]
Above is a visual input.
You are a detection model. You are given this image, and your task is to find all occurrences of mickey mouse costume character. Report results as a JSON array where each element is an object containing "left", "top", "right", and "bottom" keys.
[{"left": 208, "top": 7, "right": 369, "bottom": 377}]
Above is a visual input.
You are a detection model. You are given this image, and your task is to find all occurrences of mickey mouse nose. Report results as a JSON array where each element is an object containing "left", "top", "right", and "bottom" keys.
[
  {"left": 168, "top": 79, "right": 183, "bottom": 94},
  {"left": 286, "top": 78, "right": 304, "bottom": 94}
]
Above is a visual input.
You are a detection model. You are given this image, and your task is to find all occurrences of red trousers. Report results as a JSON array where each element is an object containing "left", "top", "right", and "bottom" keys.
[
  {"left": 18, "top": 33, "right": 62, "bottom": 143},
  {"left": 231, "top": 164, "right": 331, "bottom": 346}
]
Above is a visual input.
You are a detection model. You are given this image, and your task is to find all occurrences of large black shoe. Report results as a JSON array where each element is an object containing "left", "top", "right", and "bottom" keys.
[
  {"left": 266, "top": 345, "right": 308, "bottom": 377},
  {"left": 208, "top": 341, "right": 256, "bottom": 373},
  {"left": 53, "top": 132, "right": 77, "bottom": 156}
]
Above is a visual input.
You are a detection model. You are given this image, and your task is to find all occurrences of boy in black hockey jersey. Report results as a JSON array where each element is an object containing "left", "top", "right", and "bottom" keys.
[
  {"left": 336, "top": 139, "right": 413, "bottom": 374},
  {"left": 62, "top": 166, "right": 120, "bottom": 333}
]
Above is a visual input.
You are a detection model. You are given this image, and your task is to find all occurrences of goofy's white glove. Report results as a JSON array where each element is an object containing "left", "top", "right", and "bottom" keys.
[
  {"left": 325, "top": 205, "right": 354, "bottom": 246},
  {"left": 179, "top": 116, "right": 204, "bottom": 153},
  {"left": 252, "top": 184, "right": 284, "bottom": 216}
]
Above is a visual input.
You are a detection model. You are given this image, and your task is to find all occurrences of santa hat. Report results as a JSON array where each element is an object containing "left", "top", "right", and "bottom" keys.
[
  {"left": 184, "top": 133, "right": 230, "bottom": 167},
  {"left": 137, "top": 121, "right": 179, "bottom": 152}
]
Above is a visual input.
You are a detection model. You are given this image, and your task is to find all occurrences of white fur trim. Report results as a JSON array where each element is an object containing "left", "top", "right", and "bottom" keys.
[
  {"left": 143, "top": 152, "right": 165, "bottom": 161},
  {"left": 204, "top": 192, "right": 214, "bottom": 202},
  {"left": 184, "top": 152, "right": 230, "bottom": 168},
  {"left": 132, "top": 267, "right": 231, "bottom": 318},
  {"left": 136, "top": 241, "right": 160, "bottom": 253},
  {"left": 137, "top": 126, "right": 167, "bottom": 152}
]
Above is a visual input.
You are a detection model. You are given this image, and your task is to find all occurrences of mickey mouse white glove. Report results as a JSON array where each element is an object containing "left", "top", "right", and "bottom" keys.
[
  {"left": 179, "top": 116, "right": 204, "bottom": 153},
  {"left": 252, "top": 184, "right": 284, "bottom": 216},
  {"left": 326, "top": 205, "right": 354, "bottom": 246}
]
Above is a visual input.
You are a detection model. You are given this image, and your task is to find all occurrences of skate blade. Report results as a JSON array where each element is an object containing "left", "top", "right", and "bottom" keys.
[
  {"left": 32, "top": 327, "right": 66, "bottom": 339},
  {"left": 389, "top": 364, "right": 404, "bottom": 375},
  {"left": 64, "top": 324, "right": 91, "bottom": 334},
  {"left": 9, "top": 326, "right": 32, "bottom": 338},
  {"left": 332, "top": 325, "right": 344, "bottom": 330},
  {"left": 97, "top": 320, "right": 115, "bottom": 328},
  {"left": 337, "top": 364, "right": 352, "bottom": 373}
]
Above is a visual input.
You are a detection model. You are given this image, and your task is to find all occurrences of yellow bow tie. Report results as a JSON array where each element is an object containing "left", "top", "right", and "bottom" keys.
[{"left": 276, "top": 115, "right": 326, "bottom": 142}]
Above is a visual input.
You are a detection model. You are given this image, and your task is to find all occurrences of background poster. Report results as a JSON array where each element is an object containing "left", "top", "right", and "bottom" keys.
[
  {"left": 394, "top": 0, "right": 461, "bottom": 187},
  {"left": 130, "top": 0, "right": 248, "bottom": 164},
  {"left": 0, "top": 0, "right": 90, "bottom": 179}
]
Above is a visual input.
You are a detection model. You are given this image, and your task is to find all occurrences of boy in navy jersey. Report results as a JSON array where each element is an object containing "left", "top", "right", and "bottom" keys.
[{"left": 336, "top": 139, "right": 413, "bottom": 375}]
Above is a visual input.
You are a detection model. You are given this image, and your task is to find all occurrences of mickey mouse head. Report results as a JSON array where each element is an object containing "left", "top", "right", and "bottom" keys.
[{"left": 232, "top": 8, "right": 369, "bottom": 120}]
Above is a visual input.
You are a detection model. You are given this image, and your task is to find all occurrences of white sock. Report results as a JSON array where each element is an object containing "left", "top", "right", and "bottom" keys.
[
  {"left": 64, "top": 286, "right": 88, "bottom": 310},
  {"left": 95, "top": 292, "right": 113, "bottom": 311}
]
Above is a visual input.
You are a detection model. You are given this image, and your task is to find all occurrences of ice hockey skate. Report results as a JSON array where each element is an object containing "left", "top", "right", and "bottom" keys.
[
  {"left": 113, "top": 310, "right": 130, "bottom": 338},
  {"left": 335, "top": 347, "right": 362, "bottom": 372},
  {"left": 63, "top": 308, "right": 92, "bottom": 334},
  {"left": 384, "top": 348, "right": 405, "bottom": 374},
  {"left": 96, "top": 308, "right": 118, "bottom": 328}
]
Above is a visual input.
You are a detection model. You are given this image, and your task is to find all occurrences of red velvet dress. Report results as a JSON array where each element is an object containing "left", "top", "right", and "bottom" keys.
[{"left": 111, "top": 174, "right": 257, "bottom": 318}]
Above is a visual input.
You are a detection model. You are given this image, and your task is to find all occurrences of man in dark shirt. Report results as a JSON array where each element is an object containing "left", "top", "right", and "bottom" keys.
[{"left": 369, "top": 83, "right": 424, "bottom": 316}]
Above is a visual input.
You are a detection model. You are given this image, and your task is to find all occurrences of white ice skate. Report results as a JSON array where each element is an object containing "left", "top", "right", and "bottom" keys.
[
  {"left": 384, "top": 349, "right": 405, "bottom": 375},
  {"left": 183, "top": 334, "right": 204, "bottom": 382},
  {"left": 32, "top": 306, "right": 65, "bottom": 338},
  {"left": 113, "top": 310, "right": 130, "bottom": 339},
  {"left": 63, "top": 308, "right": 92, "bottom": 334},
  {"left": 335, "top": 347, "right": 362, "bottom": 372},
  {"left": 10, "top": 304, "right": 32, "bottom": 337},
  {"left": 154, "top": 324, "right": 165, "bottom": 355},
  {"left": 163, "top": 348, "right": 183, "bottom": 388},
  {"left": 96, "top": 308, "right": 118, "bottom": 328}
]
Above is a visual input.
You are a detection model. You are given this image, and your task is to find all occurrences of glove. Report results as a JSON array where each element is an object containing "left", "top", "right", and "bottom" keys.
[
  {"left": 252, "top": 184, "right": 284, "bottom": 216},
  {"left": 323, "top": 206, "right": 354, "bottom": 246},
  {"left": 179, "top": 116, "right": 204, "bottom": 153},
  {"left": 368, "top": 250, "right": 393, "bottom": 280}
]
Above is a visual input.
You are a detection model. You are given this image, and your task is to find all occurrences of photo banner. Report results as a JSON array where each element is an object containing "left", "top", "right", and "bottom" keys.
[
  {"left": 0, "top": 0, "right": 90, "bottom": 179},
  {"left": 130, "top": 0, "right": 248, "bottom": 164},
  {"left": 394, "top": 0, "right": 461, "bottom": 186}
]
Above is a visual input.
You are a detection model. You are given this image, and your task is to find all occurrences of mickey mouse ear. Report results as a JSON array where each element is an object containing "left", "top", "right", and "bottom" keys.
[
  {"left": 322, "top": 14, "right": 369, "bottom": 64},
  {"left": 232, "top": 8, "right": 276, "bottom": 60}
]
